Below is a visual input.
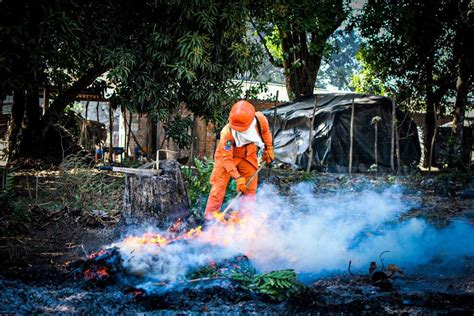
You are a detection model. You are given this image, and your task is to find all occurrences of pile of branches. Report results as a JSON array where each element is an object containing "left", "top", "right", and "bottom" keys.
[{"left": 58, "top": 154, "right": 124, "bottom": 215}]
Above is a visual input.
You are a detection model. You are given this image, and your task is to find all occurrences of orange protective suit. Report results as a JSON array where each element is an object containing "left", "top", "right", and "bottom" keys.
[{"left": 205, "top": 111, "right": 273, "bottom": 217}]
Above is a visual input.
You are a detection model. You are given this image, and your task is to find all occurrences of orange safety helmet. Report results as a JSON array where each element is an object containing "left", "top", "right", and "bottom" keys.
[{"left": 229, "top": 100, "right": 256, "bottom": 132}]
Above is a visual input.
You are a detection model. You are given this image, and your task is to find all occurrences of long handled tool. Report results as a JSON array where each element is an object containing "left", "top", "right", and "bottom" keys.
[{"left": 221, "top": 162, "right": 267, "bottom": 215}]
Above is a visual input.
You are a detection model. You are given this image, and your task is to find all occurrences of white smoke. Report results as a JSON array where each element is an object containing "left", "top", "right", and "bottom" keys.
[{"left": 112, "top": 181, "right": 474, "bottom": 288}]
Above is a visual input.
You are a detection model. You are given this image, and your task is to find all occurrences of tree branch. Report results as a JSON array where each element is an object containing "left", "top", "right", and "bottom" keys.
[
  {"left": 248, "top": 14, "right": 284, "bottom": 68},
  {"left": 44, "top": 64, "right": 110, "bottom": 122}
]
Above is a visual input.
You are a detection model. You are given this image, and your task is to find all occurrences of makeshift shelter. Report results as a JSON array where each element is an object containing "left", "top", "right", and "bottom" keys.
[{"left": 263, "top": 93, "right": 421, "bottom": 172}]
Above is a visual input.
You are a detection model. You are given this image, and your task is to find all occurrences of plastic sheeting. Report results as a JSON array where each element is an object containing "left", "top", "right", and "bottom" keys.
[{"left": 262, "top": 93, "right": 421, "bottom": 172}]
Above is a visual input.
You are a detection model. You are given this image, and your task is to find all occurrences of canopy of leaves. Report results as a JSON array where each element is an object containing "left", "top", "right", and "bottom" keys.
[
  {"left": 250, "top": 0, "right": 347, "bottom": 65},
  {"left": 317, "top": 29, "right": 361, "bottom": 90},
  {"left": 349, "top": 48, "right": 388, "bottom": 96},
  {"left": 352, "top": 0, "right": 460, "bottom": 112},
  {"left": 249, "top": 0, "right": 347, "bottom": 98},
  {"left": 0, "top": 0, "right": 262, "bottom": 124},
  {"left": 107, "top": 0, "right": 263, "bottom": 126}
]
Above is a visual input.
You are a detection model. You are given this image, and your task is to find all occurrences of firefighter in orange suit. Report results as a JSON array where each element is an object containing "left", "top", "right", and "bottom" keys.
[{"left": 205, "top": 100, "right": 274, "bottom": 219}]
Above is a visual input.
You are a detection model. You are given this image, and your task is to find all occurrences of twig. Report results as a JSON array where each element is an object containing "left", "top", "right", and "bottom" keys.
[
  {"left": 35, "top": 176, "right": 39, "bottom": 200},
  {"left": 186, "top": 276, "right": 224, "bottom": 283},
  {"left": 379, "top": 250, "right": 390, "bottom": 270},
  {"left": 80, "top": 244, "right": 88, "bottom": 257},
  {"left": 348, "top": 260, "right": 355, "bottom": 276}
]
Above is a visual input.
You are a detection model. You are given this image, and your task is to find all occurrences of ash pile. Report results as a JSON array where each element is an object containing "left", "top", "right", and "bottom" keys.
[{"left": 72, "top": 232, "right": 303, "bottom": 303}]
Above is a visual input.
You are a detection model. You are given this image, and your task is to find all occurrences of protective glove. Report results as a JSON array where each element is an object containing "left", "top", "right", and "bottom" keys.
[
  {"left": 262, "top": 146, "right": 275, "bottom": 164},
  {"left": 236, "top": 177, "right": 248, "bottom": 194}
]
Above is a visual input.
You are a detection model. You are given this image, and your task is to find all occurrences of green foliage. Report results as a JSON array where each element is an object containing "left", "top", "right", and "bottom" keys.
[
  {"left": 432, "top": 170, "right": 473, "bottom": 196},
  {"left": 387, "top": 175, "right": 398, "bottom": 185},
  {"left": 368, "top": 164, "right": 378, "bottom": 173},
  {"left": 120, "top": 158, "right": 142, "bottom": 169},
  {"left": 107, "top": 0, "right": 264, "bottom": 126},
  {"left": 300, "top": 170, "right": 316, "bottom": 182},
  {"left": 250, "top": 0, "right": 348, "bottom": 98},
  {"left": 244, "top": 81, "right": 270, "bottom": 101},
  {"left": 182, "top": 157, "right": 214, "bottom": 214},
  {"left": 232, "top": 269, "right": 303, "bottom": 301},
  {"left": 352, "top": 0, "right": 461, "bottom": 112},
  {"left": 349, "top": 49, "right": 388, "bottom": 96},
  {"left": 1, "top": 1, "right": 264, "bottom": 162},
  {"left": 317, "top": 29, "right": 362, "bottom": 90},
  {"left": 163, "top": 115, "right": 193, "bottom": 149},
  {"left": 187, "top": 256, "right": 256, "bottom": 280}
]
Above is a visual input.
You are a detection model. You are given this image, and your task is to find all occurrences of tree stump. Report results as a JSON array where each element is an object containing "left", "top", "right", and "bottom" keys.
[{"left": 122, "top": 160, "right": 190, "bottom": 228}]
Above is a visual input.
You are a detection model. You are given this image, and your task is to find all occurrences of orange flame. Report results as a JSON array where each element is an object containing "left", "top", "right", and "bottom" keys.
[
  {"left": 83, "top": 268, "right": 109, "bottom": 280},
  {"left": 120, "top": 208, "right": 263, "bottom": 257}
]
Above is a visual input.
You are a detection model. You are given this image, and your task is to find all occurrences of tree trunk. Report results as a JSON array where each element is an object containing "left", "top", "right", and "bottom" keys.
[
  {"left": 451, "top": 12, "right": 471, "bottom": 169},
  {"left": 44, "top": 65, "right": 108, "bottom": 123},
  {"left": 151, "top": 117, "right": 158, "bottom": 160},
  {"left": 425, "top": 99, "right": 436, "bottom": 169},
  {"left": 126, "top": 111, "right": 132, "bottom": 157},
  {"left": 391, "top": 100, "right": 395, "bottom": 172},
  {"left": 423, "top": 58, "right": 436, "bottom": 168},
  {"left": 108, "top": 104, "right": 114, "bottom": 163},
  {"left": 187, "top": 115, "right": 199, "bottom": 165},
  {"left": 280, "top": 29, "right": 321, "bottom": 100},
  {"left": 9, "top": 86, "right": 44, "bottom": 160},
  {"left": 8, "top": 66, "right": 108, "bottom": 164},
  {"left": 7, "top": 90, "right": 26, "bottom": 160},
  {"left": 122, "top": 160, "right": 190, "bottom": 228}
]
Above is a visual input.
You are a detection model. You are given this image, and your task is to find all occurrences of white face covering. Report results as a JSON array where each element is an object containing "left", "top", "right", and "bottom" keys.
[{"left": 231, "top": 118, "right": 265, "bottom": 149}]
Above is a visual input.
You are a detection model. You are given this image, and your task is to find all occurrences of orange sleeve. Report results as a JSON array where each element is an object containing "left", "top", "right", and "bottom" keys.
[
  {"left": 215, "top": 125, "right": 241, "bottom": 179},
  {"left": 256, "top": 112, "right": 273, "bottom": 149}
]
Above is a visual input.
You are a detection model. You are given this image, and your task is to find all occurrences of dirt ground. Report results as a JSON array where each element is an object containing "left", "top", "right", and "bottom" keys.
[{"left": 1, "top": 169, "right": 473, "bottom": 313}]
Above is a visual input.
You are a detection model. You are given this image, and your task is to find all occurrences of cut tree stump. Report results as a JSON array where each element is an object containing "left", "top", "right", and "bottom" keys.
[{"left": 122, "top": 160, "right": 190, "bottom": 228}]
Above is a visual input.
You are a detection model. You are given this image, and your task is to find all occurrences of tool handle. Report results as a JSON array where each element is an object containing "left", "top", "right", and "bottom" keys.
[
  {"left": 96, "top": 165, "right": 113, "bottom": 171},
  {"left": 222, "top": 162, "right": 266, "bottom": 214}
]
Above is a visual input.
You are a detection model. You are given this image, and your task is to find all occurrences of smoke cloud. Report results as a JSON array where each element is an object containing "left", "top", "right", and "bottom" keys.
[{"left": 112, "top": 182, "right": 474, "bottom": 289}]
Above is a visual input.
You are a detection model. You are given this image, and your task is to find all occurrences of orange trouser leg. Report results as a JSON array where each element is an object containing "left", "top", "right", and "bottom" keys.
[
  {"left": 205, "top": 164, "right": 231, "bottom": 216},
  {"left": 236, "top": 159, "right": 258, "bottom": 213}
]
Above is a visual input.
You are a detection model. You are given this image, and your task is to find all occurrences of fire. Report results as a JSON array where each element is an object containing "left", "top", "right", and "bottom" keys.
[
  {"left": 87, "top": 249, "right": 108, "bottom": 259},
  {"left": 117, "top": 206, "right": 267, "bottom": 261},
  {"left": 123, "top": 232, "right": 170, "bottom": 247},
  {"left": 83, "top": 267, "right": 109, "bottom": 280}
]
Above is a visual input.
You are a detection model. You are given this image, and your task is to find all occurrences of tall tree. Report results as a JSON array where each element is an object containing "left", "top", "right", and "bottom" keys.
[
  {"left": 450, "top": 0, "right": 474, "bottom": 168},
  {"left": 0, "top": 0, "right": 261, "bottom": 163},
  {"left": 354, "top": 0, "right": 461, "bottom": 167},
  {"left": 250, "top": 0, "right": 347, "bottom": 100}
]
